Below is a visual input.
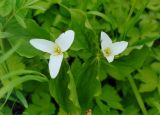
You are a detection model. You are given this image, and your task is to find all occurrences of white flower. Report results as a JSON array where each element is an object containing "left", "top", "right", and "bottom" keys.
[
  {"left": 100, "top": 31, "right": 128, "bottom": 63},
  {"left": 30, "top": 30, "right": 74, "bottom": 78}
]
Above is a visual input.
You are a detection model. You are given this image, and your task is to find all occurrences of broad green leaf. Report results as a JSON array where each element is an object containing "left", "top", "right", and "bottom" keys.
[
  {"left": 76, "top": 57, "right": 101, "bottom": 111},
  {"left": 5, "top": 19, "right": 50, "bottom": 58},
  {"left": 104, "top": 46, "right": 149, "bottom": 80},
  {"left": 71, "top": 58, "right": 82, "bottom": 84},
  {"left": 49, "top": 61, "right": 80, "bottom": 115},
  {"left": 70, "top": 9, "right": 89, "bottom": 51}
]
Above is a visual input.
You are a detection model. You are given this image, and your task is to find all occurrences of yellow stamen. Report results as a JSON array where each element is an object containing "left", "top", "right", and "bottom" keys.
[
  {"left": 54, "top": 46, "right": 62, "bottom": 55},
  {"left": 104, "top": 48, "right": 111, "bottom": 56}
]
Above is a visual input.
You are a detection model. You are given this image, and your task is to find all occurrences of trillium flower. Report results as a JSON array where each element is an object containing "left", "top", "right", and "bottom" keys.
[
  {"left": 30, "top": 30, "right": 74, "bottom": 78},
  {"left": 100, "top": 31, "right": 128, "bottom": 63}
]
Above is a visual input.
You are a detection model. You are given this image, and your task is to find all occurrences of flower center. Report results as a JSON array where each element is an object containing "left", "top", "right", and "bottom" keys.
[
  {"left": 104, "top": 48, "right": 111, "bottom": 56},
  {"left": 53, "top": 46, "right": 62, "bottom": 55}
]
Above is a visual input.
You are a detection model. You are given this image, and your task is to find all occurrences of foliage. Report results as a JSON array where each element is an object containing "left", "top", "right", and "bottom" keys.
[{"left": 0, "top": 0, "right": 160, "bottom": 115}]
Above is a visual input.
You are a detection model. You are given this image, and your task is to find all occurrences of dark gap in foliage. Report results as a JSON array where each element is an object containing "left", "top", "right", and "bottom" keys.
[
  {"left": 131, "top": 11, "right": 136, "bottom": 17},
  {"left": 101, "top": 76, "right": 116, "bottom": 87},
  {"left": 101, "top": 99, "right": 107, "bottom": 105},
  {"left": 12, "top": 102, "right": 25, "bottom": 115},
  {"left": 77, "top": 56, "right": 85, "bottom": 64},
  {"left": 117, "top": 109, "right": 122, "bottom": 114},
  {"left": 51, "top": 97, "right": 59, "bottom": 114},
  {"left": 117, "top": 90, "right": 123, "bottom": 99},
  {"left": 5, "top": 99, "right": 24, "bottom": 115},
  {"left": 98, "top": 4, "right": 105, "bottom": 13},
  {"left": 113, "top": 28, "right": 120, "bottom": 39},
  {"left": 131, "top": 70, "right": 139, "bottom": 76},
  {"left": 144, "top": 8, "right": 150, "bottom": 14},
  {"left": 67, "top": 56, "right": 75, "bottom": 65},
  {"left": 153, "top": 38, "right": 160, "bottom": 47}
]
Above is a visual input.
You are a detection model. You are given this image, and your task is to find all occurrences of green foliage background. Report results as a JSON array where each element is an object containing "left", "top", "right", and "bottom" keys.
[{"left": 0, "top": 0, "right": 160, "bottom": 115}]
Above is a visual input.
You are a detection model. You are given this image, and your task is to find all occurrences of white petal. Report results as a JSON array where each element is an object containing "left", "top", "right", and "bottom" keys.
[
  {"left": 30, "top": 39, "right": 54, "bottom": 54},
  {"left": 106, "top": 55, "right": 114, "bottom": 63},
  {"left": 111, "top": 41, "right": 128, "bottom": 55},
  {"left": 101, "top": 31, "right": 112, "bottom": 50},
  {"left": 49, "top": 54, "right": 63, "bottom": 78},
  {"left": 55, "top": 30, "right": 74, "bottom": 52}
]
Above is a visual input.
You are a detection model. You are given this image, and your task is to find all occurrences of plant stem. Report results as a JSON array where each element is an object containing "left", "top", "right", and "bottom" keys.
[{"left": 128, "top": 75, "right": 148, "bottom": 115}]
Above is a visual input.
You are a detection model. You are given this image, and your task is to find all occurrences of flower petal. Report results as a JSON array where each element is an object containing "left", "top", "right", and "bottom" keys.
[
  {"left": 30, "top": 39, "right": 54, "bottom": 54},
  {"left": 111, "top": 41, "right": 128, "bottom": 55},
  {"left": 106, "top": 55, "right": 114, "bottom": 63},
  {"left": 55, "top": 30, "right": 74, "bottom": 52},
  {"left": 49, "top": 54, "right": 63, "bottom": 78},
  {"left": 101, "top": 31, "right": 112, "bottom": 50}
]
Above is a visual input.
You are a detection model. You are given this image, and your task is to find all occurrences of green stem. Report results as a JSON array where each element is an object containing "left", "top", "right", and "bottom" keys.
[{"left": 128, "top": 75, "right": 148, "bottom": 115}]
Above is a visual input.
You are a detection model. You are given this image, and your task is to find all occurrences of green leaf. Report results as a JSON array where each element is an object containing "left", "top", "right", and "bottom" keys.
[
  {"left": 16, "top": 90, "right": 28, "bottom": 108},
  {"left": 76, "top": 57, "right": 101, "bottom": 110},
  {"left": 70, "top": 9, "right": 89, "bottom": 51},
  {"left": 15, "top": 14, "right": 27, "bottom": 28},
  {"left": 5, "top": 19, "right": 50, "bottom": 58},
  {"left": 25, "top": 5, "right": 45, "bottom": 11},
  {"left": 135, "top": 67, "right": 158, "bottom": 92},
  {"left": 100, "top": 85, "right": 123, "bottom": 110},
  {"left": 147, "top": 0, "right": 160, "bottom": 11},
  {"left": 104, "top": 46, "right": 149, "bottom": 80},
  {"left": 71, "top": 58, "right": 82, "bottom": 84},
  {"left": 0, "top": 0, "right": 13, "bottom": 17},
  {"left": 23, "top": 90, "right": 55, "bottom": 115},
  {"left": 0, "top": 106, "right": 12, "bottom": 115},
  {"left": 0, "top": 75, "right": 48, "bottom": 98},
  {"left": 24, "top": 0, "right": 40, "bottom": 6},
  {"left": 0, "top": 41, "right": 22, "bottom": 65},
  {"left": 49, "top": 61, "right": 80, "bottom": 115},
  {"left": 122, "top": 105, "right": 140, "bottom": 115},
  {"left": 0, "top": 32, "right": 11, "bottom": 39},
  {"left": 93, "top": 106, "right": 119, "bottom": 115}
]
